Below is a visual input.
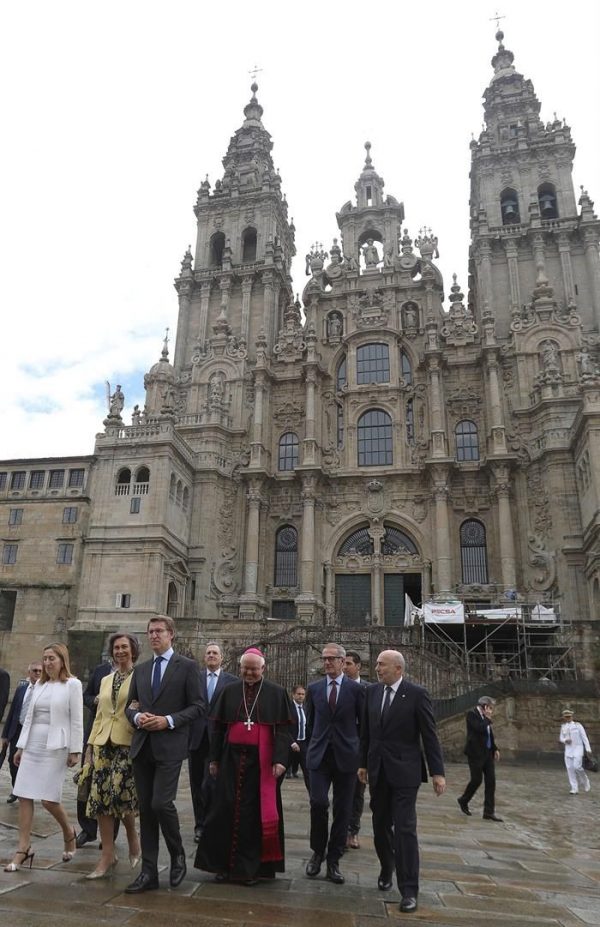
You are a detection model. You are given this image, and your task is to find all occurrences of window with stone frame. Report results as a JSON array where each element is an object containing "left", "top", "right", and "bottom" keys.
[
  {"left": 57, "top": 543, "right": 74, "bottom": 565},
  {"left": 278, "top": 432, "right": 299, "bottom": 471},
  {"left": 406, "top": 399, "right": 415, "bottom": 443},
  {"left": 0, "top": 473, "right": 7, "bottom": 491},
  {"left": 63, "top": 506, "right": 78, "bottom": 524},
  {"left": 400, "top": 350, "right": 412, "bottom": 385},
  {"left": 456, "top": 420, "right": 479, "bottom": 461},
  {"left": 357, "top": 343, "right": 390, "bottom": 384},
  {"left": 274, "top": 525, "right": 298, "bottom": 587},
  {"left": 29, "top": 470, "right": 46, "bottom": 490},
  {"left": 68, "top": 468, "right": 85, "bottom": 488},
  {"left": 10, "top": 472, "right": 26, "bottom": 491},
  {"left": 460, "top": 520, "right": 489, "bottom": 584},
  {"left": 2, "top": 544, "right": 18, "bottom": 565},
  {"left": 357, "top": 409, "right": 393, "bottom": 466},
  {"left": 8, "top": 509, "right": 23, "bottom": 526},
  {"left": 48, "top": 469, "right": 65, "bottom": 489}
]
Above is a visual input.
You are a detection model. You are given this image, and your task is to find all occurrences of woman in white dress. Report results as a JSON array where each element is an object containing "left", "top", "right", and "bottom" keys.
[
  {"left": 559, "top": 707, "right": 592, "bottom": 794},
  {"left": 4, "top": 643, "right": 83, "bottom": 871}
]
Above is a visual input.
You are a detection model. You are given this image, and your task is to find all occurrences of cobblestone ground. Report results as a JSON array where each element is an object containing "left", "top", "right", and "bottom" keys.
[{"left": 1, "top": 761, "right": 599, "bottom": 926}]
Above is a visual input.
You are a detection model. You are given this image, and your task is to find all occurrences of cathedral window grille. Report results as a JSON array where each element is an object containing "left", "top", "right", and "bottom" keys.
[
  {"left": 10, "top": 472, "right": 25, "bottom": 491},
  {"left": 339, "top": 526, "right": 374, "bottom": 556},
  {"left": 538, "top": 183, "right": 558, "bottom": 219},
  {"left": 278, "top": 432, "right": 299, "bottom": 471},
  {"left": 57, "top": 543, "right": 74, "bottom": 565},
  {"left": 8, "top": 508, "right": 23, "bottom": 526},
  {"left": 242, "top": 227, "right": 257, "bottom": 262},
  {"left": 336, "top": 356, "right": 347, "bottom": 390},
  {"left": 271, "top": 600, "right": 296, "bottom": 620},
  {"left": 274, "top": 525, "right": 298, "bottom": 586},
  {"left": 381, "top": 525, "right": 418, "bottom": 555},
  {"left": 210, "top": 232, "right": 225, "bottom": 267},
  {"left": 401, "top": 350, "right": 412, "bottom": 385},
  {"left": 48, "top": 469, "right": 64, "bottom": 489},
  {"left": 456, "top": 420, "right": 479, "bottom": 461},
  {"left": 460, "top": 520, "right": 489, "bottom": 584},
  {"left": 357, "top": 409, "right": 393, "bottom": 466},
  {"left": 29, "top": 470, "right": 46, "bottom": 490},
  {"left": 500, "top": 188, "right": 520, "bottom": 225},
  {"left": 406, "top": 399, "right": 415, "bottom": 443},
  {"left": 68, "top": 468, "right": 85, "bottom": 488},
  {"left": 357, "top": 344, "right": 390, "bottom": 384}
]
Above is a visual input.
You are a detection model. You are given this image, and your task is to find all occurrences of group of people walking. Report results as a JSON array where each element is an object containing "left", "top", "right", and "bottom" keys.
[{"left": 0, "top": 623, "right": 594, "bottom": 917}]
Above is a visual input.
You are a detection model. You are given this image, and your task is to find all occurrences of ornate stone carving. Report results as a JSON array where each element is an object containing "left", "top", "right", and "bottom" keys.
[
  {"left": 273, "top": 300, "right": 306, "bottom": 362},
  {"left": 273, "top": 400, "right": 305, "bottom": 426},
  {"left": 211, "top": 546, "right": 241, "bottom": 596},
  {"left": 365, "top": 479, "right": 385, "bottom": 515},
  {"left": 440, "top": 275, "right": 477, "bottom": 346},
  {"left": 218, "top": 485, "right": 239, "bottom": 546},
  {"left": 350, "top": 289, "right": 389, "bottom": 328},
  {"left": 527, "top": 534, "right": 556, "bottom": 591},
  {"left": 527, "top": 468, "right": 552, "bottom": 537}
]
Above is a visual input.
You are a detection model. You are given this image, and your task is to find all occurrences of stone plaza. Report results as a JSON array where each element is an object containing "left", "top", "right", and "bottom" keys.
[{"left": 1, "top": 760, "right": 599, "bottom": 926}]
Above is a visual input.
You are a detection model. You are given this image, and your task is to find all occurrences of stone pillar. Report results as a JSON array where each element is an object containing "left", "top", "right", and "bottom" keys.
[
  {"left": 324, "top": 561, "right": 334, "bottom": 609},
  {"left": 243, "top": 480, "right": 262, "bottom": 595},
  {"left": 557, "top": 232, "right": 575, "bottom": 304},
  {"left": 174, "top": 280, "right": 192, "bottom": 369},
  {"left": 493, "top": 465, "right": 517, "bottom": 589},
  {"left": 262, "top": 271, "right": 274, "bottom": 349},
  {"left": 477, "top": 240, "right": 493, "bottom": 315},
  {"left": 485, "top": 352, "right": 507, "bottom": 453},
  {"left": 300, "top": 476, "right": 317, "bottom": 595},
  {"left": 583, "top": 229, "right": 600, "bottom": 323},
  {"left": 427, "top": 355, "right": 447, "bottom": 457},
  {"left": 240, "top": 276, "right": 253, "bottom": 342},
  {"left": 432, "top": 469, "right": 451, "bottom": 593},
  {"left": 503, "top": 240, "right": 521, "bottom": 312},
  {"left": 198, "top": 281, "right": 212, "bottom": 343},
  {"left": 422, "top": 560, "right": 432, "bottom": 599},
  {"left": 250, "top": 371, "right": 267, "bottom": 468},
  {"left": 303, "top": 367, "right": 318, "bottom": 465}
]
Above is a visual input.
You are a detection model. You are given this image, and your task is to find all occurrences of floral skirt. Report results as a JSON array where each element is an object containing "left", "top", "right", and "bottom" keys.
[{"left": 86, "top": 742, "right": 138, "bottom": 819}]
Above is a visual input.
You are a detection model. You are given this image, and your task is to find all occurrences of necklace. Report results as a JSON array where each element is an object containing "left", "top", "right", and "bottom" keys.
[{"left": 242, "top": 677, "right": 264, "bottom": 731}]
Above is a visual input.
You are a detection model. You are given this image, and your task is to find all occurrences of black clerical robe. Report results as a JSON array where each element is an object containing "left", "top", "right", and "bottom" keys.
[{"left": 194, "top": 678, "right": 295, "bottom": 881}]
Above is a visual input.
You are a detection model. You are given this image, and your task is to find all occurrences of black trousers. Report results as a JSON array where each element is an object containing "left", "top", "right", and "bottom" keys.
[
  {"left": 288, "top": 741, "right": 310, "bottom": 790},
  {"left": 370, "top": 773, "right": 420, "bottom": 897},
  {"left": 461, "top": 750, "right": 496, "bottom": 816},
  {"left": 132, "top": 738, "right": 184, "bottom": 877},
  {"left": 308, "top": 746, "right": 356, "bottom": 864},
  {"left": 7, "top": 728, "right": 21, "bottom": 787},
  {"left": 348, "top": 778, "right": 366, "bottom": 835},
  {"left": 188, "top": 736, "right": 216, "bottom": 830}
]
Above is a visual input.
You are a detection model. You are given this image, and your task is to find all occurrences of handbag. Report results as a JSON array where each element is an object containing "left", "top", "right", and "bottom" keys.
[
  {"left": 74, "top": 761, "right": 93, "bottom": 801},
  {"left": 583, "top": 753, "right": 598, "bottom": 773}
]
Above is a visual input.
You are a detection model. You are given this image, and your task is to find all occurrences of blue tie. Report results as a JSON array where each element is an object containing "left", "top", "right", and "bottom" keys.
[
  {"left": 486, "top": 725, "right": 492, "bottom": 749},
  {"left": 207, "top": 672, "right": 217, "bottom": 703},
  {"left": 152, "top": 656, "right": 163, "bottom": 697}
]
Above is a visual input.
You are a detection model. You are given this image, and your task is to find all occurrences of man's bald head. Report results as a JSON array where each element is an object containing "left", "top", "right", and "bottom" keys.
[{"left": 375, "top": 650, "right": 405, "bottom": 685}]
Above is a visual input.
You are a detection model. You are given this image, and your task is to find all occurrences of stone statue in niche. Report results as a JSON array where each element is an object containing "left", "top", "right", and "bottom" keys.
[
  {"left": 362, "top": 238, "right": 380, "bottom": 267},
  {"left": 403, "top": 303, "right": 418, "bottom": 329},
  {"left": 577, "top": 348, "right": 597, "bottom": 379},
  {"left": 540, "top": 340, "right": 559, "bottom": 371},
  {"left": 209, "top": 372, "right": 225, "bottom": 407},
  {"left": 383, "top": 249, "right": 394, "bottom": 268},
  {"left": 343, "top": 253, "right": 359, "bottom": 272},
  {"left": 327, "top": 313, "right": 343, "bottom": 341}
]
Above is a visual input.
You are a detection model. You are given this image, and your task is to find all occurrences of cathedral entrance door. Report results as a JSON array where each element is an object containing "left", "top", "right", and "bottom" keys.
[
  {"left": 383, "top": 573, "right": 421, "bottom": 626},
  {"left": 335, "top": 574, "right": 372, "bottom": 627}
]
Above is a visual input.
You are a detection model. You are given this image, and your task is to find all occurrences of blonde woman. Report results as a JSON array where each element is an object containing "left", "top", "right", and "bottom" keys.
[
  {"left": 84, "top": 632, "right": 141, "bottom": 879},
  {"left": 4, "top": 643, "right": 83, "bottom": 871}
]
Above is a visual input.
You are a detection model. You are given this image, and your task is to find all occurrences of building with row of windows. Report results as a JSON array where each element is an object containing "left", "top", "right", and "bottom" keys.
[{"left": 1, "top": 31, "right": 599, "bottom": 679}]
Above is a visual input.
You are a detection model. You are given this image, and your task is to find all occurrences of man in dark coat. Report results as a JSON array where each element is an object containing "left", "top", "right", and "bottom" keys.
[
  {"left": 344, "top": 650, "right": 369, "bottom": 849},
  {"left": 188, "top": 642, "right": 236, "bottom": 840},
  {"left": 287, "top": 684, "right": 309, "bottom": 789},
  {"left": 457, "top": 695, "right": 502, "bottom": 821},
  {"left": 0, "top": 666, "right": 9, "bottom": 723},
  {"left": 75, "top": 658, "right": 114, "bottom": 846},
  {"left": 1, "top": 661, "right": 42, "bottom": 798},
  {"left": 125, "top": 615, "right": 204, "bottom": 894},
  {"left": 304, "top": 642, "right": 365, "bottom": 885},
  {"left": 359, "top": 649, "right": 445, "bottom": 915},
  {"left": 195, "top": 648, "right": 295, "bottom": 884}
]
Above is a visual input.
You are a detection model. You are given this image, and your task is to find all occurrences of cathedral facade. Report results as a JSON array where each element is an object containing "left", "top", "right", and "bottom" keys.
[{"left": 1, "top": 33, "right": 599, "bottom": 679}]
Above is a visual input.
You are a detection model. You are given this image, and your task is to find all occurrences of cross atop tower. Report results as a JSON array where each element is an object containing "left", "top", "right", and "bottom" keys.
[
  {"left": 249, "top": 64, "right": 263, "bottom": 82},
  {"left": 490, "top": 10, "right": 505, "bottom": 31}
]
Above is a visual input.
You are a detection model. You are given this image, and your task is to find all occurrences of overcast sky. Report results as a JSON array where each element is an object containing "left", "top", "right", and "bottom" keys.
[{"left": 1, "top": 0, "right": 599, "bottom": 460}]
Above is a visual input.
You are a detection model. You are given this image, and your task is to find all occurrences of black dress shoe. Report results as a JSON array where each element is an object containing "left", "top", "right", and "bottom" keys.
[
  {"left": 194, "top": 826, "right": 203, "bottom": 843},
  {"left": 75, "top": 831, "right": 95, "bottom": 848},
  {"left": 214, "top": 872, "right": 229, "bottom": 883},
  {"left": 6, "top": 794, "right": 18, "bottom": 804},
  {"left": 125, "top": 872, "right": 159, "bottom": 894},
  {"left": 169, "top": 853, "right": 187, "bottom": 887},
  {"left": 326, "top": 862, "right": 344, "bottom": 884},
  {"left": 483, "top": 814, "right": 503, "bottom": 822},
  {"left": 457, "top": 797, "right": 471, "bottom": 816},
  {"left": 399, "top": 895, "right": 418, "bottom": 913},
  {"left": 378, "top": 871, "right": 393, "bottom": 891},
  {"left": 305, "top": 852, "right": 323, "bottom": 878}
]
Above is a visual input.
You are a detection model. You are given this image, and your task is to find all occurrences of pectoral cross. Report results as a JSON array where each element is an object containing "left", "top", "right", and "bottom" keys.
[{"left": 244, "top": 718, "right": 255, "bottom": 731}]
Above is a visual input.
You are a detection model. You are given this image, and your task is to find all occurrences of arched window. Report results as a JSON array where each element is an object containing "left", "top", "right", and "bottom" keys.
[
  {"left": 538, "top": 183, "right": 558, "bottom": 219},
  {"left": 336, "top": 356, "right": 347, "bottom": 390},
  {"left": 274, "top": 525, "right": 298, "bottom": 586},
  {"left": 169, "top": 473, "right": 176, "bottom": 501},
  {"left": 135, "top": 466, "right": 150, "bottom": 483},
  {"left": 117, "top": 468, "right": 131, "bottom": 484},
  {"left": 357, "top": 409, "right": 393, "bottom": 466},
  {"left": 400, "top": 350, "right": 412, "bottom": 385},
  {"left": 500, "top": 188, "right": 520, "bottom": 225},
  {"left": 381, "top": 525, "right": 418, "bottom": 554},
  {"left": 166, "top": 581, "right": 178, "bottom": 618},
  {"left": 406, "top": 399, "right": 414, "bottom": 443},
  {"left": 456, "top": 420, "right": 479, "bottom": 461},
  {"left": 357, "top": 343, "right": 390, "bottom": 384},
  {"left": 242, "top": 227, "right": 257, "bottom": 262},
  {"left": 278, "top": 432, "right": 299, "bottom": 471},
  {"left": 339, "top": 526, "right": 374, "bottom": 555},
  {"left": 460, "top": 520, "right": 489, "bottom": 584},
  {"left": 210, "top": 232, "right": 225, "bottom": 267}
]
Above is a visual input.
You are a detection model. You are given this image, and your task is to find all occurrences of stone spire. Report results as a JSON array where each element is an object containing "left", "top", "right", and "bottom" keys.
[{"left": 354, "top": 141, "right": 386, "bottom": 209}]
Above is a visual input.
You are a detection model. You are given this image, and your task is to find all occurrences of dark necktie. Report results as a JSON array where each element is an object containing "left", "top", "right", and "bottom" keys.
[
  {"left": 328, "top": 679, "right": 337, "bottom": 711},
  {"left": 297, "top": 704, "right": 305, "bottom": 740},
  {"left": 381, "top": 685, "right": 392, "bottom": 721},
  {"left": 152, "top": 656, "right": 163, "bottom": 697}
]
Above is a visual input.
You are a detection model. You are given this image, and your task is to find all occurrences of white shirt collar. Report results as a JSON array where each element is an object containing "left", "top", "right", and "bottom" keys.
[
  {"left": 328, "top": 673, "right": 345, "bottom": 686},
  {"left": 155, "top": 647, "right": 174, "bottom": 663}
]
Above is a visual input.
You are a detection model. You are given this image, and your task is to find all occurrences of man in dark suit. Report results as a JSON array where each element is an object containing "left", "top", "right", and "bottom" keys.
[
  {"left": 125, "top": 614, "right": 204, "bottom": 894},
  {"left": 287, "top": 684, "right": 309, "bottom": 789},
  {"left": 305, "top": 642, "right": 365, "bottom": 885},
  {"left": 1, "top": 661, "right": 42, "bottom": 799},
  {"left": 359, "top": 650, "right": 445, "bottom": 915},
  {"left": 76, "top": 658, "right": 114, "bottom": 846},
  {"left": 344, "top": 650, "right": 369, "bottom": 849},
  {"left": 457, "top": 695, "right": 502, "bottom": 821},
  {"left": 0, "top": 666, "right": 9, "bottom": 724},
  {"left": 188, "top": 642, "right": 236, "bottom": 841}
]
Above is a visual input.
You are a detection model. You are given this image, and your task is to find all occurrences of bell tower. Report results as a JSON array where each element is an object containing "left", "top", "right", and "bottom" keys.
[{"left": 469, "top": 30, "right": 600, "bottom": 338}]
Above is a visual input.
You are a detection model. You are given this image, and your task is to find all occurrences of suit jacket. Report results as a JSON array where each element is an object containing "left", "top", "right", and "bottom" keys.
[
  {"left": 83, "top": 662, "right": 114, "bottom": 742},
  {"left": 0, "top": 668, "right": 9, "bottom": 722},
  {"left": 87, "top": 672, "right": 135, "bottom": 747},
  {"left": 305, "top": 676, "right": 365, "bottom": 773},
  {"left": 17, "top": 677, "right": 84, "bottom": 753},
  {"left": 1, "top": 682, "right": 28, "bottom": 743},
  {"left": 189, "top": 667, "right": 237, "bottom": 751},
  {"left": 360, "top": 679, "right": 445, "bottom": 788},
  {"left": 125, "top": 652, "right": 204, "bottom": 763},
  {"left": 290, "top": 700, "right": 308, "bottom": 744},
  {"left": 463, "top": 707, "right": 498, "bottom": 764}
]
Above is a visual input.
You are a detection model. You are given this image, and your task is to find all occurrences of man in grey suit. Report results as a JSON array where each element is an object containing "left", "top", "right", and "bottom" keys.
[
  {"left": 188, "top": 642, "right": 236, "bottom": 841},
  {"left": 125, "top": 615, "right": 204, "bottom": 894}
]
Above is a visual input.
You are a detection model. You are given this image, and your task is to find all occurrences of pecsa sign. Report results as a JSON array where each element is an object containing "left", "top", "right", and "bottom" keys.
[{"left": 423, "top": 602, "right": 465, "bottom": 624}]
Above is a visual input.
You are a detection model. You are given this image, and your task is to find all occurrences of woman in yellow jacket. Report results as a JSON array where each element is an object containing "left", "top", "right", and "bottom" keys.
[{"left": 84, "top": 632, "right": 141, "bottom": 879}]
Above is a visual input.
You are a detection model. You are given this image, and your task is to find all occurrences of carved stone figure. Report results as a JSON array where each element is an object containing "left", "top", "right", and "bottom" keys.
[
  {"left": 109, "top": 385, "right": 124, "bottom": 416},
  {"left": 362, "top": 238, "right": 380, "bottom": 267},
  {"left": 403, "top": 303, "right": 418, "bottom": 328},
  {"left": 131, "top": 404, "right": 142, "bottom": 426},
  {"left": 209, "top": 372, "right": 225, "bottom": 405},
  {"left": 541, "top": 340, "right": 559, "bottom": 370},
  {"left": 327, "top": 313, "right": 343, "bottom": 339}
]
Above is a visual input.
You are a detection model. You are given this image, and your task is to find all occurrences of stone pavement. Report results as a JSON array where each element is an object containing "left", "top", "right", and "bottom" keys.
[{"left": 0, "top": 761, "right": 599, "bottom": 926}]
